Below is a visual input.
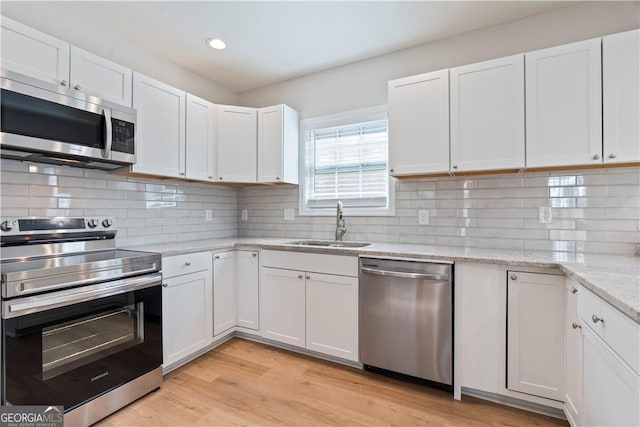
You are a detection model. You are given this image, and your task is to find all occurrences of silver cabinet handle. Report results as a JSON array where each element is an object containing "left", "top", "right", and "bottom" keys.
[
  {"left": 298, "top": 274, "right": 303, "bottom": 279},
  {"left": 162, "top": 283, "right": 168, "bottom": 288},
  {"left": 593, "top": 154, "right": 601, "bottom": 160},
  {"left": 184, "top": 262, "right": 191, "bottom": 266},
  {"left": 74, "top": 84, "right": 81, "bottom": 90},
  {"left": 592, "top": 314, "right": 604, "bottom": 323},
  {"left": 102, "top": 108, "right": 112, "bottom": 159},
  {"left": 214, "top": 255, "right": 220, "bottom": 260},
  {"left": 361, "top": 267, "right": 448, "bottom": 281},
  {"left": 609, "top": 153, "right": 617, "bottom": 159},
  {"left": 570, "top": 287, "right": 578, "bottom": 294},
  {"left": 60, "top": 80, "right": 68, "bottom": 86},
  {"left": 572, "top": 322, "right": 581, "bottom": 329},
  {"left": 510, "top": 274, "right": 518, "bottom": 281}
]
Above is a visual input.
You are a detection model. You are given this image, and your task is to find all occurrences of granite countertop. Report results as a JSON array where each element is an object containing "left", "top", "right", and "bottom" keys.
[{"left": 126, "top": 238, "right": 640, "bottom": 324}]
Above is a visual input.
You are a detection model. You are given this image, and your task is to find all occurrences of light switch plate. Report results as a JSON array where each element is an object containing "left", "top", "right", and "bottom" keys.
[
  {"left": 539, "top": 207, "right": 553, "bottom": 224},
  {"left": 241, "top": 209, "right": 248, "bottom": 221},
  {"left": 284, "top": 208, "right": 295, "bottom": 221},
  {"left": 418, "top": 210, "right": 430, "bottom": 225}
]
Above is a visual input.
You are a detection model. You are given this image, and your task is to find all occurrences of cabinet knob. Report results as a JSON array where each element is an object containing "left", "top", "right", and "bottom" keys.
[
  {"left": 306, "top": 274, "right": 311, "bottom": 280},
  {"left": 215, "top": 255, "right": 220, "bottom": 260},
  {"left": 60, "top": 80, "right": 68, "bottom": 87},
  {"left": 275, "top": 177, "right": 280, "bottom": 180},
  {"left": 390, "top": 168, "right": 395, "bottom": 173},
  {"left": 298, "top": 274, "right": 303, "bottom": 279},
  {"left": 208, "top": 176, "right": 213, "bottom": 179},
  {"left": 592, "top": 314, "right": 604, "bottom": 323},
  {"left": 571, "top": 322, "right": 582, "bottom": 330},
  {"left": 252, "top": 253, "right": 257, "bottom": 257},
  {"left": 452, "top": 165, "right": 458, "bottom": 170},
  {"left": 179, "top": 172, "right": 185, "bottom": 176},
  {"left": 219, "top": 177, "right": 223, "bottom": 181},
  {"left": 609, "top": 153, "right": 617, "bottom": 159},
  {"left": 570, "top": 287, "right": 578, "bottom": 294},
  {"left": 74, "top": 84, "right": 81, "bottom": 90},
  {"left": 510, "top": 274, "right": 517, "bottom": 281},
  {"left": 184, "top": 262, "right": 191, "bottom": 266},
  {"left": 162, "top": 283, "right": 168, "bottom": 288},
  {"left": 592, "top": 154, "right": 601, "bottom": 160}
]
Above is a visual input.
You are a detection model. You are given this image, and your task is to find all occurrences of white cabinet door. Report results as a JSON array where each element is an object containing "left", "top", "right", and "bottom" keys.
[
  {"left": 216, "top": 105, "right": 257, "bottom": 183},
  {"left": 162, "top": 270, "right": 212, "bottom": 367},
  {"left": 603, "top": 29, "right": 640, "bottom": 164},
  {"left": 450, "top": 55, "right": 525, "bottom": 172},
  {"left": 564, "top": 280, "right": 583, "bottom": 427},
  {"left": 0, "top": 16, "right": 70, "bottom": 86},
  {"left": 388, "top": 70, "right": 450, "bottom": 175},
  {"left": 185, "top": 94, "right": 216, "bottom": 182},
  {"left": 257, "top": 104, "right": 299, "bottom": 184},
  {"left": 305, "top": 272, "right": 358, "bottom": 361},
  {"left": 260, "top": 267, "right": 305, "bottom": 348},
  {"left": 582, "top": 325, "right": 640, "bottom": 427},
  {"left": 236, "top": 251, "right": 259, "bottom": 330},
  {"left": 525, "top": 39, "right": 602, "bottom": 168},
  {"left": 507, "top": 271, "right": 564, "bottom": 401},
  {"left": 69, "top": 46, "right": 132, "bottom": 107},
  {"left": 213, "top": 251, "right": 236, "bottom": 336},
  {"left": 132, "top": 73, "right": 186, "bottom": 178}
]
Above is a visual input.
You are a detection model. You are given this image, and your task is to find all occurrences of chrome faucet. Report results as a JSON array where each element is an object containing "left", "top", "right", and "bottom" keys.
[{"left": 335, "top": 201, "right": 347, "bottom": 241}]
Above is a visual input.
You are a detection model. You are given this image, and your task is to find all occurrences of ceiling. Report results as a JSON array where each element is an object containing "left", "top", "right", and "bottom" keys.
[{"left": 1, "top": 1, "right": 574, "bottom": 93}]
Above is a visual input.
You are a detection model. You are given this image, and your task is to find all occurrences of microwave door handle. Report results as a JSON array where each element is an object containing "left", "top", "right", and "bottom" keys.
[{"left": 102, "top": 108, "right": 112, "bottom": 158}]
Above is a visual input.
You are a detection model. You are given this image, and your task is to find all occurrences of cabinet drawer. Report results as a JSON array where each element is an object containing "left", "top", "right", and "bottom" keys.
[
  {"left": 578, "top": 286, "right": 640, "bottom": 374},
  {"left": 163, "top": 252, "right": 211, "bottom": 279},
  {"left": 261, "top": 250, "right": 358, "bottom": 277}
]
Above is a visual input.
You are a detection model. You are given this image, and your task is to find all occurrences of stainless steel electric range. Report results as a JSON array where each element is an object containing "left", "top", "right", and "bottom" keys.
[{"left": 0, "top": 217, "right": 162, "bottom": 426}]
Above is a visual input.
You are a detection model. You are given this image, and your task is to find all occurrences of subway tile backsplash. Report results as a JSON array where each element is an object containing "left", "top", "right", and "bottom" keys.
[
  {"left": 237, "top": 167, "right": 640, "bottom": 255},
  {"left": 1, "top": 159, "right": 638, "bottom": 255},
  {"left": 0, "top": 159, "right": 237, "bottom": 247}
]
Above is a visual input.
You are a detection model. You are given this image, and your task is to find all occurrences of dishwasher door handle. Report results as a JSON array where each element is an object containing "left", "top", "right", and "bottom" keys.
[{"left": 360, "top": 266, "right": 449, "bottom": 281}]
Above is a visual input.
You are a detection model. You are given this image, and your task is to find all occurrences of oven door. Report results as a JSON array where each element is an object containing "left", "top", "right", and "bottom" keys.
[{"left": 2, "top": 274, "right": 162, "bottom": 411}]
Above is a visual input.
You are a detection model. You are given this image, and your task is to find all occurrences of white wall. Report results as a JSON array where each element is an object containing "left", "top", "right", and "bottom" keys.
[
  {"left": 0, "top": 9, "right": 238, "bottom": 105},
  {"left": 237, "top": 1, "right": 640, "bottom": 117}
]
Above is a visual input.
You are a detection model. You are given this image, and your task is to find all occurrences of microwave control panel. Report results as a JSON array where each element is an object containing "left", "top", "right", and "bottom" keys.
[{"left": 111, "top": 119, "right": 135, "bottom": 154}]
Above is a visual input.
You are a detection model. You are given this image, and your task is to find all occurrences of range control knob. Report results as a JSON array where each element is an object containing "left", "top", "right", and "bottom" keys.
[
  {"left": 1, "top": 221, "right": 13, "bottom": 231},
  {"left": 102, "top": 219, "right": 113, "bottom": 228},
  {"left": 87, "top": 219, "right": 99, "bottom": 228}
]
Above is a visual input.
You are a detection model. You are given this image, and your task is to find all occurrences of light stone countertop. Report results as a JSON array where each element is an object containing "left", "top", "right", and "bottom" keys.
[{"left": 125, "top": 238, "right": 640, "bottom": 324}]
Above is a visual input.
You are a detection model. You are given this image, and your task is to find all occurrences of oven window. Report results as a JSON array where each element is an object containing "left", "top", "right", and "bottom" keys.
[{"left": 42, "top": 302, "right": 144, "bottom": 381}]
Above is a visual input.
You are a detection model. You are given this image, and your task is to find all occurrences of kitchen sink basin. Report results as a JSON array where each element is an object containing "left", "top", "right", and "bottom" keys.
[{"left": 286, "top": 240, "right": 371, "bottom": 248}]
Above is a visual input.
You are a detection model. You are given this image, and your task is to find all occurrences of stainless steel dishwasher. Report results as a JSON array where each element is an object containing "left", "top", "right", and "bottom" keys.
[{"left": 359, "top": 257, "right": 453, "bottom": 386}]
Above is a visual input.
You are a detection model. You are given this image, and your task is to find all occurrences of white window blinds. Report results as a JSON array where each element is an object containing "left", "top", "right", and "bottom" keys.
[{"left": 302, "top": 115, "right": 390, "bottom": 211}]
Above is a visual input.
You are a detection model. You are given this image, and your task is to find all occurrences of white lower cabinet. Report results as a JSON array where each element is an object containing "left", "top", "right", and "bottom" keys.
[
  {"left": 260, "top": 267, "right": 306, "bottom": 348},
  {"left": 564, "top": 279, "right": 583, "bottom": 427},
  {"left": 162, "top": 252, "right": 212, "bottom": 369},
  {"left": 213, "top": 251, "right": 236, "bottom": 336},
  {"left": 236, "top": 250, "right": 260, "bottom": 330},
  {"left": 305, "top": 273, "right": 358, "bottom": 361},
  {"left": 507, "top": 271, "right": 564, "bottom": 401}
]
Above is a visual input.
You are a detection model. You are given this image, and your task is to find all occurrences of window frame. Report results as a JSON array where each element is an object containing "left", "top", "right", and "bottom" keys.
[{"left": 298, "top": 105, "right": 396, "bottom": 217}]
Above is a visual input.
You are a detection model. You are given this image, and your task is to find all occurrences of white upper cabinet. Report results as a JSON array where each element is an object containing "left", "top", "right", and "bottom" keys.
[
  {"left": 185, "top": 94, "right": 216, "bottom": 182},
  {"left": 216, "top": 105, "right": 258, "bottom": 183},
  {"left": 525, "top": 39, "right": 602, "bottom": 168},
  {"left": 257, "top": 104, "right": 299, "bottom": 184},
  {"left": 69, "top": 46, "right": 132, "bottom": 107},
  {"left": 388, "top": 70, "right": 450, "bottom": 175},
  {"left": 132, "top": 72, "right": 186, "bottom": 178},
  {"left": 0, "top": 16, "right": 70, "bottom": 86},
  {"left": 450, "top": 54, "right": 525, "bottom": 172},
  {"left": 603, "top": 29, "right": 640, "bottom": 164}
]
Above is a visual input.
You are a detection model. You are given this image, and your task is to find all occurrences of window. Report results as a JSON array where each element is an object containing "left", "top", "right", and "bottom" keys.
[{"left": 300, "top": 106, "right": 395, "bottom": 216}]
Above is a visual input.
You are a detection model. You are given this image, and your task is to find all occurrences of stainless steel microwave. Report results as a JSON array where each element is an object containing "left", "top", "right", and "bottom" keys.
[{"left": 0, "top": 70, "right": 136, "bottom": 170}]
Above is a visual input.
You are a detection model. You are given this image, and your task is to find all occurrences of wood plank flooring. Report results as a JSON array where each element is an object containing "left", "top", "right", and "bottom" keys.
[{"left": 98, "top": 338, "right": 568, "bottom": 426}]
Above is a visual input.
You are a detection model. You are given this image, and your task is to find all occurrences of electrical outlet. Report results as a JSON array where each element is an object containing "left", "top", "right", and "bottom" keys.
[
  {"left": 205, "top": 209, "right": 213, "bottom": 222},
  {"left": 418, "top": 210, "right": 430, "bottom": 225},
  {"left": 241, "top": 209, "right": 248, "bottom": 221},
  {"left": 539, "top": 207, "right": 553, "bottom": 224},
  {"left": 284, "top": 208, "right": 295, "bottom": 221}
]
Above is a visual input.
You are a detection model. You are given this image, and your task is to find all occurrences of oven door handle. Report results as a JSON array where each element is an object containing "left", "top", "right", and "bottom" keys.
[{"left": 3, "top": 273, "right": 162, "bottom": 319}]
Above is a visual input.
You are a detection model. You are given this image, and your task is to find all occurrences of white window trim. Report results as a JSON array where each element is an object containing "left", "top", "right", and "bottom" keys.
[{"left": 298, "top": 105, "right": 396, "bottom": 217}]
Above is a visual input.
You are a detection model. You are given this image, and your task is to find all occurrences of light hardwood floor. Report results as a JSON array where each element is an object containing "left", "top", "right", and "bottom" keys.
[{"left": 99, "top": 338, "right": 568, "bottom": 426}]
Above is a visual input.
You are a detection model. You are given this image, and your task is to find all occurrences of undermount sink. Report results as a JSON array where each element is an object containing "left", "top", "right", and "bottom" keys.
[{"left": 286, "top": 240, "right": 371, "bottom": 248}]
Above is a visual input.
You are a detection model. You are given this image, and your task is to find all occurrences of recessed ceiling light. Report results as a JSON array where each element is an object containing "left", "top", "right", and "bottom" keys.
[{"left": 206, "top": 38, "right": 226, "bottom": 50}]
